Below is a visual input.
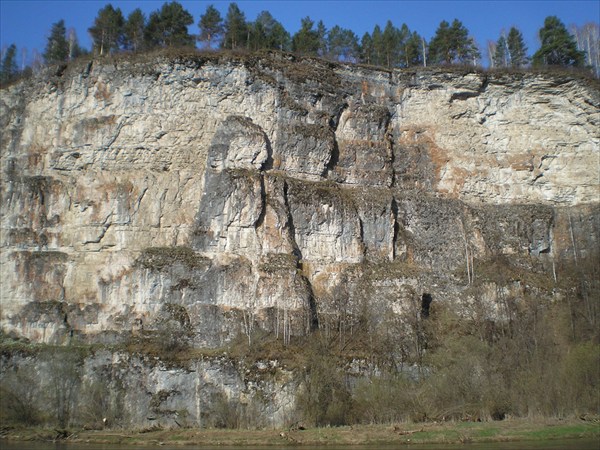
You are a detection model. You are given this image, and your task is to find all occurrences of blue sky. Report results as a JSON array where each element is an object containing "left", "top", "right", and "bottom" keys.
[{"left": 1, "top": 0, "right": 598, "bottom": 67}]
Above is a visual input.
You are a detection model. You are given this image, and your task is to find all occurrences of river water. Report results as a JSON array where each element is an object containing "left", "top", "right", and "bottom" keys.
[{"left": 2, "top": 438, "right": 599, "bottom": 450}]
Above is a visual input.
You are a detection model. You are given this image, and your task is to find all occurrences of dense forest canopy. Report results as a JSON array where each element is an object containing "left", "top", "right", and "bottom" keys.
[{"left": 1, "top": 1, "right": 599, "bottom": 84}]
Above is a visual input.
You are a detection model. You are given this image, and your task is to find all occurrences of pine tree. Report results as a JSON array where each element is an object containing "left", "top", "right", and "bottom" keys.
[
  {"left": 198, "top": 5, "right": 223, "bottom": 49},
  {"left": 146, "top": 1, "right": 194, "bottom": 48},
  {"left": 316, "top": 21, "right": 328, "bottom": 57},
  {"left": 0, "top": 44, "right": 18, "bottom": 84},
  {"left": 429, "top": 19, "right": 478, "bottom": 65},
  {"left": 533, "top": 16, "right": 585, "bottom": 67},
  {"left": 327, "top": 26, "right": 359, "bottom": 62},
  {"left": 248, "top": 17, "right": 266, "bottom": 51},
  {"left": 428, "top": 20, "right": 452, "bottom": 64},
  {"left": 404, "top": 31, "right": 425, "bottom": 67},
  {"left": 466, "top": 37, "right": 481, "bottom": 66},
  {"left": 222, "top": 3, "right": 247, "bottom": 50},
  {"left": 371, "top": 25, "right": 384, "bottom": 66},
  {"left": 506, "top": 27, "right": 528, "bottom": 68},
  {"left": 493, "top": 35, "right": 508, "bottom": 68},
  {"left": 89, "top": 4, "right": 124, "bottom": 55},
  {"left": 249, "top": 11, "right": 290, "bottom": 51},
  {"left": 291, "top": 17, "right": 320, "bottom": 56},
  {"left": 44, "top": 20, "right": 69, "bottom": 64},
  {"left": 123, "top": 9, "right": 146, "bottom": 52},
  {"left": 264, "top": 14, "right": 291, "bottom": 51},
  {"left": 397, "top": 24, "right": 413, "bottom": 67},
  {"left": 360, "top": 32, "right": 374, "bottom": 65},
  {"left": 382, "top": 20, "right": 401, "bottom": 68},
  {"left": 449, "top": 19, "right": 474, "bottom": 63}
]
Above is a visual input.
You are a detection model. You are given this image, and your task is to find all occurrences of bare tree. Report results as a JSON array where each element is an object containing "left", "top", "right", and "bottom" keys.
[
  {"left": 47, "top": 350, "right": 83, "bottom": 428},
  {"left": 20, "top": 47, "right": 27, "bottom": 71},
  {"left": 571, "top": 22, "right": 600, "bottom": 76},
  {"left": 31, "top": 49, "right": 43, "bottom": 73},
  {"left": 487, "top": 40, "right": 496, "bottom": 68}
]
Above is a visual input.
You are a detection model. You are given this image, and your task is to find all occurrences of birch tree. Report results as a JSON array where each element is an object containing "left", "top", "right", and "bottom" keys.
[{"left": 571, "top": 22, "right": 600, "bottom": 76}]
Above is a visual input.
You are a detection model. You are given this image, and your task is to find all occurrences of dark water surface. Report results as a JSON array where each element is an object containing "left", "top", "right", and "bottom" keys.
[{"left": 2, "top": 438, "right": 599, "bottom": 450}]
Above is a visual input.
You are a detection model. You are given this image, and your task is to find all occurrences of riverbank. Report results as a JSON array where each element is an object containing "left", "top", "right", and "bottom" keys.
[{"left": 1, "top": 417, "right": 598, "bottom": 447}]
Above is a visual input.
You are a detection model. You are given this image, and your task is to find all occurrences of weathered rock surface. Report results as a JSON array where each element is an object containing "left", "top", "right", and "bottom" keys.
[
  {"left": 1, "top": 52, "right": 598, "bottom": 427},
  {"left": 1, "top": 349, "right": 296, "bottom": 429},
  {"left": 1, "top": 53, "right": 598, "bottom": 341}
]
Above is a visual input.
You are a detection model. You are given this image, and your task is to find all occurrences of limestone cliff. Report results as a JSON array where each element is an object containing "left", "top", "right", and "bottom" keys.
[
  {"left": 2, "top": 52, "right": 597, "bottom": 343},
  {"left": 1, "top": 52, "right": 598, "bottom": 427}
]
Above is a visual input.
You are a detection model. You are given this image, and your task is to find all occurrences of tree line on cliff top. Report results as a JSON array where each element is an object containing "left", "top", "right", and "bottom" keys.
[{"left": 1, "top": 1, "right": 598, "bottom": 85}]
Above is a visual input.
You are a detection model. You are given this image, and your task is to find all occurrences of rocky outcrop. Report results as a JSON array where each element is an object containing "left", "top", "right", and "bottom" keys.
[
  {"left": 1, "top": 52, "right": 598, "bottom": 427},
  {"left": 1, "top": 53, "right": 598, "bottom": 342},
  {"left": 1, "top": 348, "right": 296, "bottom": 429}
]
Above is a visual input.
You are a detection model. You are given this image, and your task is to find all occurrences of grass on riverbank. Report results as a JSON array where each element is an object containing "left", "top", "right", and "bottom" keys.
[{"left": 1, "top": 417, "right": 598, "bottom": 447}]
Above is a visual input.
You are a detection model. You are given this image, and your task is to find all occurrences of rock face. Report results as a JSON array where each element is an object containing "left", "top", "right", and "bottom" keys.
[
  {"left": 1, "top": 52, "right": 598, "bottom": 427},
  {"left": 1, "top": 349, "right": 296, "bottom": 429},
  {"left": 1, "top": 53, "right": 598, "bottom": 341}
]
